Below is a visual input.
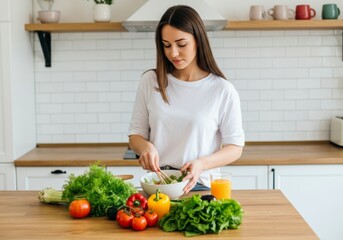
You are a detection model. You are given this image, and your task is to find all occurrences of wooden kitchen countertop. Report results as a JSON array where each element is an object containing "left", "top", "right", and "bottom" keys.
[
  {"left": 14, "top": 141, "right": 343, "bottom": 167},
  {"left": 0, "top": 190, "right": 318, "bottom": 240}
]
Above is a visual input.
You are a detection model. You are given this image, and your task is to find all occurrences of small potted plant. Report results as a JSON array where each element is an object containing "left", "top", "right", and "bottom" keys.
[{"left": 88, "top": 0, "right": 113, "bottom": 22}]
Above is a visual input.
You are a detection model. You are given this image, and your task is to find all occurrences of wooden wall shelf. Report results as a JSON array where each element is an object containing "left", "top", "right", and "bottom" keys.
[
  {"left": 25, "top": 20, "right": 343, "bottom": 33},
  {"left": 25, "top": 20, "right": 343, "bottom": 67},
  {"left": 225, "top": 20, "right": 343, "bottom": 30},
  {"left": 25, "top": 22, "right": 125, "bottom": 32}
]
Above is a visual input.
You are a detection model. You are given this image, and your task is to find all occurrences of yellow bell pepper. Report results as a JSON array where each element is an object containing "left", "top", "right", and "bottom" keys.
[{"left": 147, "top": 189, "right": 170, "bottom": 219}]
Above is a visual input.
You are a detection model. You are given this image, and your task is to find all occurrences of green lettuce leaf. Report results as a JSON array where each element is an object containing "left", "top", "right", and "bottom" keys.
[{"left": 159, "top": 194, "right": 243, "bottom": 237}]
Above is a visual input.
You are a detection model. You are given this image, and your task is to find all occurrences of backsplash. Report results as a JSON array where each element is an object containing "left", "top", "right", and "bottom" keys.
[{"left": 34, "top": 30, "right": 343, "bottom": 143}]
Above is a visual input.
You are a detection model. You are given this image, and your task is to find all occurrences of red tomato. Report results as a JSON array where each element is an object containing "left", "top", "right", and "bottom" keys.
[
  {"left": 69, "top": 199, "right": 91, "bottom": 218},
  {"left": 132, "top": 216, "right": 147, "bottom": 231},
  {"left": 117, "top": 211, "right": 134, "bottom": 228},
  {"left": 144, "top": 210, "right": 158, "bottom": 227},
  {"left": 116, "top": 209, "right": 125, "bottom": 222}
]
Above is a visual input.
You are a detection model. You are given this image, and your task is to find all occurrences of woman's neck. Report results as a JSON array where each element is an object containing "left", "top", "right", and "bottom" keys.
[{"left": 172, "top": 66, "right": 209, "bottom": 82}]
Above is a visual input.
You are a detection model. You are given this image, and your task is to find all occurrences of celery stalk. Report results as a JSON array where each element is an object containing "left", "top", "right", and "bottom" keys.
[{"left": 38, "top": 188, "right": 67, "bottom": 204}]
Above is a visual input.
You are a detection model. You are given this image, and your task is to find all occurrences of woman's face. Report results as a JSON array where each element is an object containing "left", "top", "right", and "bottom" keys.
[{"left": 161, "top": 25, "right": 197, "bottom": 70}]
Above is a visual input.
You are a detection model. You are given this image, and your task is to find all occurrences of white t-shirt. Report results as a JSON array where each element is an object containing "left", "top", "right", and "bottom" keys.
[{"left": 129, "top": 70, "right": 245, "bottom": 187}]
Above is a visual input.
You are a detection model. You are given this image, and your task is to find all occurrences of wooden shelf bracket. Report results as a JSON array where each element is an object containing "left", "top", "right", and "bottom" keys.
[{"left": 37, "top": 31, "right": 51, "bottom": 67}]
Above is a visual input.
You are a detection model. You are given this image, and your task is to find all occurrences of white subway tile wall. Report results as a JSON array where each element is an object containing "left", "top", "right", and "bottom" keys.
[{"left": 34, "top": 30, "right": 343, "bottom": 143}]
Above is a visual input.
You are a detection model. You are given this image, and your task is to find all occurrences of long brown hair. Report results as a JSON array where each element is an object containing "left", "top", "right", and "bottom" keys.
[{"left": 155, "top": 5, "right": 226, "bottom": 103}]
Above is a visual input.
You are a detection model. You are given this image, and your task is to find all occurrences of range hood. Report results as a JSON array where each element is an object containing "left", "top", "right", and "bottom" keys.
[{"left": 122, "top": 0, "right": 227, "bottom": 32}]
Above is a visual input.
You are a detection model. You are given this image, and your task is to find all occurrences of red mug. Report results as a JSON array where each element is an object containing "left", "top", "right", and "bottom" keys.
[{"left": 296, "top": 5, "right": 316, "bottom": 20}]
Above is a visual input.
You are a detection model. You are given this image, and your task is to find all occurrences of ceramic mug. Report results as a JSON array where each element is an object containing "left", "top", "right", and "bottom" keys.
[
  {"left": 322, "top": 4, "right": 340, "bottom": 19},
  {"left": 250, "top": 5, "right": 267, "bottom": 20},
  {"left": 268, "top": 5, "right": 295, "bottom": 20},
  {"left": 295, "top": 5, "right": 316, "bottom": 20}
]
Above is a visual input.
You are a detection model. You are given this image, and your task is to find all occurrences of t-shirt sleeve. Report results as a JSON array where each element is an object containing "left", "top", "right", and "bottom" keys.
[
  {"left": 219, "top": 84, "right": 245, "bottom": 146},
  {"left": 128, "top": 72, "right": 151, "bottom": 140}
]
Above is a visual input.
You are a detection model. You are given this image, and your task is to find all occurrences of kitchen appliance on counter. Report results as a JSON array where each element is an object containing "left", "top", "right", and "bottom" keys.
[
  {"left": 123, "top": 149, "right": 139, "bottom": 159},
  {"left": 330, "top": 116, "right": 343, "bottom": 146}
]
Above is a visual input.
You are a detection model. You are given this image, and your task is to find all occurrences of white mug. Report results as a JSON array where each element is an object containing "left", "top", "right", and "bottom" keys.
[
  {"left": 250, "top": 5, "right": 267, "bottom": 20},
  {"left": 268, "top": 5, "right": 295, "bottom": 20}
]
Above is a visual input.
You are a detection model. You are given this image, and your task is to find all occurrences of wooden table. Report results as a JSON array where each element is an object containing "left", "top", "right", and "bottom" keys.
[{"left": 0, "top": 190, "right": 318, "bottom": 240}]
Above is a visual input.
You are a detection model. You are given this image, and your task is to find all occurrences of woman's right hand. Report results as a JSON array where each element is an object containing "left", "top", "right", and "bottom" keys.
[
  {"left": 129, "top": 135, "right": 160, "bottom": 172},
  {"left": 138, "top": 148, "right": 160, "bottom": 172}
]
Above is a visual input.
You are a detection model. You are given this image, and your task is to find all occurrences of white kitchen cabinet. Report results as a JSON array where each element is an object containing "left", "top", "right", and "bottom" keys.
[
  {"left": 0, "top": 3, "right": 35, "bottom": 195},
  {"left": 16, "top": 167, "right": 88, "bottom": 190},
  {"left": 0, "top": 163, "right": 16, "bottom": 190},
  {"left": 269, "top": 165, "right": 343, "bottom": 240},
  {"left": 0, "top": 1, "right": 35, "bottom": 166},
  {"left": 221, "top": 165, "right": 268, "bottom": 190},
  {"left": 16, "top": 166, "right": 147, "bottom": 190},
  {"left": 107, "top": 166, "right": 147, "bottom": 189},
  {"left": 0, "top": 23, "right": 11, "bottom": 163}
]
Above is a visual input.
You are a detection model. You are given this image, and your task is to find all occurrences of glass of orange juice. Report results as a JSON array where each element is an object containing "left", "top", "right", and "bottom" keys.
[{"left": 210, "top": 172, "right": 232, "bottom": 200}]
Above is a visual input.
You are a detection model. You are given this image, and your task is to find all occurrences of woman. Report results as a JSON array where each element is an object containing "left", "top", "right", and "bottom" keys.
[{"left": 128, "top": 5, "right": 245, "bottom": 193}]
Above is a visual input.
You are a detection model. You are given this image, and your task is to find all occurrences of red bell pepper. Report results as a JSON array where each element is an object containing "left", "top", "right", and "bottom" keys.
[{"left": 126, "top": 193, "right": 148, "bottom": 210}]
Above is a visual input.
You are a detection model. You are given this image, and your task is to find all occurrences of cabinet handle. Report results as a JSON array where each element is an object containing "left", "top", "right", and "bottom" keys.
[
  {"left": 51, "top": 169, "right": 67, "bottom": 174},
  {"left": 271, "top": 168, "right": 275, "bottom": 189}
]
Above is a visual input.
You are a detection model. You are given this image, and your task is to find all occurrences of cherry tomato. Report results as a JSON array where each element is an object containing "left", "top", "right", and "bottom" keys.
[
  {"left": 132, "top": 216, "right": 147, "bottom": 231},
  {"left": 144, "top": 210, "right": 158, "bottom": 227},
  {"left": 117, "top": 211, "right": 134, "bottom": 228},
  {"left": 69, "top": 199, "right": 91, "bottom": 218},
  {"left": 116, "top": 209, "right": 125, "bottom": 222}
]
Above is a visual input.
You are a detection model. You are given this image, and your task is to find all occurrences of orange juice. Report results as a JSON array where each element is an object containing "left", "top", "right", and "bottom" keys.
[{"left": 211, "top": 179, "right": 231, "bottom": 199}]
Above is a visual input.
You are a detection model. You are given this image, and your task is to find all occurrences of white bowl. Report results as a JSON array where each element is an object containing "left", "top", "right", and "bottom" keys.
[
  {"left": 38, "top": 10, "right": 60, "bottom": 23},
  {"left": 140, "top": 170, "right": 189, "bottom": 200}
]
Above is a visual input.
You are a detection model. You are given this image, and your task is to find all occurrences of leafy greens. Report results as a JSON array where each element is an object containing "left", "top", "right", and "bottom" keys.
[
  {"left": 144, "top": 173, "right": 187, "bottom": 185},
  {"left": 62, "top": 164, "right": 137, "bottom": 217},
  {"left": 159, "top": 194, "right": 243, "bottom": 237}
]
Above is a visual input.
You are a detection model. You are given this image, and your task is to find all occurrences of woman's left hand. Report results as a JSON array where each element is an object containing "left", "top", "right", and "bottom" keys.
[{"left": 180, "top": 160, "right": 204, "bottom": 193}]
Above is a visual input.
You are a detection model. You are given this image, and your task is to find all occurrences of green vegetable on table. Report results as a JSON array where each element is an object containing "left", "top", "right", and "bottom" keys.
[
  {"left": 38, "top": 164, "right": 138, "bottom": 217},
  {"left": 159, "top": 194, "right": 243, "bottom": 237},
  {"left": 62, "top": 164, "right": 138, "bottom": 217}
]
